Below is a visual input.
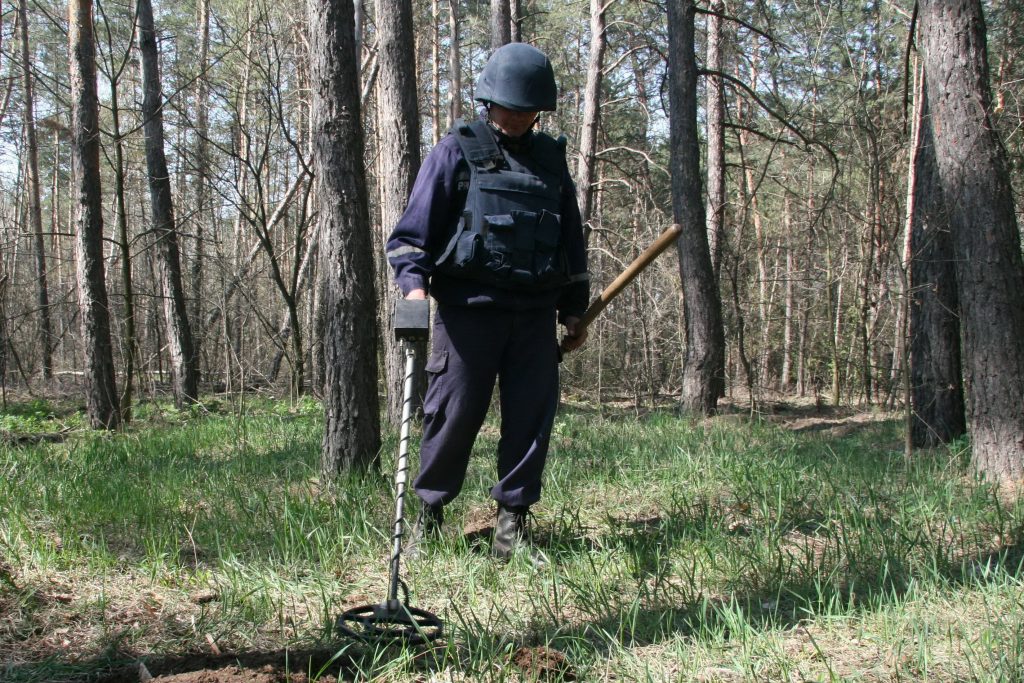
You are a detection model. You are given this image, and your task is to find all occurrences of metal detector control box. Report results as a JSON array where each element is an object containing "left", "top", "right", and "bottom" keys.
[{"left": 393, "top": 299, "right": 430, "bottom": 341}]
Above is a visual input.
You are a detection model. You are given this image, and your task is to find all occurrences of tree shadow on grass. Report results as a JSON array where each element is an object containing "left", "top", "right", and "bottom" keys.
[{"left": 510, "top": 512, "right": 1024, "bottom": 665}]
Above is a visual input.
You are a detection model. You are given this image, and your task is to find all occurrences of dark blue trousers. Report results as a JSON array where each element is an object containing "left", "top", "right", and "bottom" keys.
[{"left": 414, "top": 304, "right": 559, "bottom": 509}]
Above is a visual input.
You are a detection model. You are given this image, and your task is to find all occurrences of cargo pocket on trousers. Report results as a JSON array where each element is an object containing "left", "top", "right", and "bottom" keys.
[{"left": 422, "top": 349, "right": 448, "bottom": 417}]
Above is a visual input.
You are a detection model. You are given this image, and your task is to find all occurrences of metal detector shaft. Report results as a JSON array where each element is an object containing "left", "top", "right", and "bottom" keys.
[
  {"left": 388, "top": 342, "right": 417, "bottom": 603},
  {"left": 578, "top": 223, "right": 682, "bottom": 330}
]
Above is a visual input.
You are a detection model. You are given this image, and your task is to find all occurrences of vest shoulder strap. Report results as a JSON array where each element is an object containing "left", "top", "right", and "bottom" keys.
[{"left": 450, "top": 119, "right": 504, "bottom": 171}]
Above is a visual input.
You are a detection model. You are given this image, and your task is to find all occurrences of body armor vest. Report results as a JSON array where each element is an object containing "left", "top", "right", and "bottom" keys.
[{"left": 435, "top": 119, "right": 570, "bottom": 291}]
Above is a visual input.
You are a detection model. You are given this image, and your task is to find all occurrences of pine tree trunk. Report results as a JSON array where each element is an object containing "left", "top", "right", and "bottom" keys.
[
  {"left": 69, "top": 0, "right": 120, "bottom": 429},
  {"left": 490, "top": 0, "right": 511, "bottom": 50},
  {"left": 431, "top": 0, "right": 441, "bottom": 145},
  {"left": 780, "top": 194, "right": 794, "bottom": 392},
  {"left": 191, "top": 0, "right": 211, "bottom": 382},
  {"left": 919, "top": 0, "right": 1022, "bottom": 477},
  {"left": 576, "top": 0, "right": 606, "bottom": 238},
  {"left": 448, "top": 0, "right": 461, "bottom": 125},
  {"left": 137, "top": 0, "right": 199, "bottom": 408},
  {"left": 108, "top": 45, "right": 139, "bottom": 423},
  {"left": 909, "top": 82, "right": 965, "bottom": 447},
  {"left": 375, "top": 0, "right": 423, "bottom": 425},
  {"left": 308, "top": 0, "right": 381, "bottom": 474},
  {"left": 668, "top": 0, "right": 725, "bottom": 415},
  {"left": 19, "top": 0, "right": 53, "bottom": 379},
  {"left": 704, "top": 0, "right": 725, "bottom": 284}
]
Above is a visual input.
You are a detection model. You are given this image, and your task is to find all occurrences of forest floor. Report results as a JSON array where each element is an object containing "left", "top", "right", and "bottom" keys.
[{"left": 1, "top": 391, "right": 1022, "bottom": 682}]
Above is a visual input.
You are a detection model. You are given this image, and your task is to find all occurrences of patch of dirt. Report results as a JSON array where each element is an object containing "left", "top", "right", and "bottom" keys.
[
  {"left": 98, "top": 650, "right": 348, "bottom": 683},
  {"left": 460, "top": 506, "right": 495, "bottom": 550},
  {"left": 512, "top": 645, "right": 575, "bottom": 680}
]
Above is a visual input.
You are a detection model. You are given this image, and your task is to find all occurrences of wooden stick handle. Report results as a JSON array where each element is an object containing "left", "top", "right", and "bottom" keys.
[{"left": 577, "top": 223, "right": 682, "bottom": 329}]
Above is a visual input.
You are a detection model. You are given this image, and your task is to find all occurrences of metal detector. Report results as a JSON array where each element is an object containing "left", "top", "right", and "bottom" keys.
[{"left": 336, "top": 298, "right": 443, "bottom": 646}]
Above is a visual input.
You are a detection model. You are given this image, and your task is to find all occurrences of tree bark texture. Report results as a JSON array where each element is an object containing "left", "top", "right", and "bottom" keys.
[
  {"left": 19, "top": 0, "right": 54, "bottom": 379},
  {"left": 191, "top": 0, "right": 211, "bottom": 381},
  {"left": 490, "top": 0, "right": 512, "bottom": 50},
  {"left": 575, "top": 0, "right": 606, "bottom": 237},
  {"left": 448, "top": 0, "right": 461, "bottom": 125},
  {"left": 375, "top": 0, "right": 423, "bottom": 425},
  {"left": 138, "top": 0, "right": 199, "bottom": 408},
  {"left": 704, "top": 0, "right": 726, "bottom": 284},
  {"left": 69, "top": 0, "right": 120, "bottom": 429},
  {"left": 308, "top": 0, "right": 381, "bottom": 474},
  {"left": 909, "top": 86, "right": 965, "bottom": 448},
  {"left": 668, "top": 0, "right": 725, "bottom": 414},
  {"left": 109, "top": 47, "right": 139, "bottom": 423},
  {"left": 919, "top": 0, "right": 1024, "bottom": 478}
]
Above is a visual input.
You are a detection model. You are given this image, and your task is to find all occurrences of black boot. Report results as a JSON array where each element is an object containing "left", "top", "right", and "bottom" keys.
[
  {"left": 406, "top": 500, "right": 443, "bottom": 559},
  {"left": 492, "top": 504, "right": 546, "bottom": 565}
]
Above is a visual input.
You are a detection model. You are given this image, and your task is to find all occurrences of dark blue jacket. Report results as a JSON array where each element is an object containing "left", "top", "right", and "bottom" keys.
[{"left": 386, "top": 129, "right": 590, "bottom": 323}]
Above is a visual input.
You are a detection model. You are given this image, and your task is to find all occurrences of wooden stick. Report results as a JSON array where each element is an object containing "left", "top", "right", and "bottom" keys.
[{"left": 578, "top": 223, "right": 682, "bottom": 329}]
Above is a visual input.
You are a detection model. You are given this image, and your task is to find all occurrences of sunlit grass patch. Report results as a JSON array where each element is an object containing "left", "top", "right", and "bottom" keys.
[{"left": 1, "top": 397, "right": 1022, "bottom": 681}]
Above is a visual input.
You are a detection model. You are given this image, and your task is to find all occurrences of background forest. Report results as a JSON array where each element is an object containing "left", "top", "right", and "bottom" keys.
[{"left": 5, "top": 0, "right": 1022, "bottom": 417}]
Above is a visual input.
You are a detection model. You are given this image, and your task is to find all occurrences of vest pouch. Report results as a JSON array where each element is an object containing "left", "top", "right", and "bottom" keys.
[
  {"left": 482, "top": 213, "right": 517, "bottom": 279},
  {"left": 533, "top": 209, "right": 568, "bottom": 285},
  {"left": 453, "top": 230, "right": 486, "bottom": 270}
]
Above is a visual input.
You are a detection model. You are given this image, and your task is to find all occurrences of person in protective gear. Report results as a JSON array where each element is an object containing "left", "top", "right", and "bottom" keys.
[{"left": 387, "top": 42, "right": 589, "bottom": 563}]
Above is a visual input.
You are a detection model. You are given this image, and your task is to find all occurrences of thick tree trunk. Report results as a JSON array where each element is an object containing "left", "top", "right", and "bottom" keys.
[
  {"left": 308, "top": 0, "right": 381, "bottom": 474},
  {"left": 704, "top": 0, "right": 725, "bottom": 284},
  {"left": 909, "top": 84, "right": 965, "bottom": 448},
  {"left": 490, "top": 0, "right": 511, "bottom": 50},
  {"left": 375, "top": 0, "right": 423, "bottom": 425},
  {"left": 69, "top": 0, "right": 120, "bottom": 429},
  {"left": 138, "top": 0, "right": 199, "bottom": 408},
  {"left": 19, "top": 0, "right": 53, "bottom": 379},
  {"left": 668, "top": 0, "right": 725, "bottom": 414},
  {"left": 576, "top": 0, "right": 606, "bottom": 238},
  {"left": 919, "top": 0, "right": 1023, "bottom": 478}
]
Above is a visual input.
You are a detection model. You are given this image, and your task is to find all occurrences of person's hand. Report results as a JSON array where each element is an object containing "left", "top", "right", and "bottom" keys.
[
  {"left": 406, "top": 288, "right": 427, "bottom": 300},
  {"left": 560, "top": 316, "right": 588, "bottom": 352}
]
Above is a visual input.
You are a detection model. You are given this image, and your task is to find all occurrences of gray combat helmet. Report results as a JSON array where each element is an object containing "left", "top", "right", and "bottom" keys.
[{"left": 475, "top": 43, "right": 557, "bottom": 112}]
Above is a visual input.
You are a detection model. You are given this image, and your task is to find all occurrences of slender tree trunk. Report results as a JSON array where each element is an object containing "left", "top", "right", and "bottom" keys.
[
  {"left": 511, "top": 0, "right": 521, "bottom": 41},
  {"left": 705, "top": 0, "right": 726, "bottom": 284},
  {"left": 108, "top": 46, "right": 139, "bottom": 423},
  {"left": 137, "top": 0, "right": 199, "bottom": 408},
  {"left": 69, "top": 0, "right": 120, "bottom": 429},
  {"left": 576, "top": 0, "right": 606, "bottom": 238},
  {"left": 191, "top": 0, "right": 211, "bottom": 382},
  {"left": 490, "top": 0, "right": 511, "bottom": 50},
  {"left": 308, "top": 0, "right": 381, "bottom": 474},
  {"left": 431, "top": 0, "right": 441, "bottom": 144},
  {"left": 19, "top": 0, "right": 53, "bottom": 379},
  {"left": 375, "top": 0, "right": 423, "bottom": 425},
  {"left": 909, "top": 82, "right": 965, "bottom": 448},
  {"left": 780, "top": 194, "right": 794, "bottom": 392},
  {"left": 919, "top": 0, "right": 1022, "bottom": 477},
  {"left": 668, "top": 0, "right": 725, "bottom": 414},
  {"left": 0, "top": 274, "right": 8, "bottom": 407},
  {"left": 448, "top": 0, "right": 461, "bottom": 125}
]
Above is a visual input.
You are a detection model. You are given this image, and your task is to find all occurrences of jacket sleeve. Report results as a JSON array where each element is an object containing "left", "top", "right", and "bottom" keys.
[
  {"left": 386, "top": 138, "right": 465, "bottom": 297},
  {"left": 557, "top": 170, "right": 590, "bottom": 323}
]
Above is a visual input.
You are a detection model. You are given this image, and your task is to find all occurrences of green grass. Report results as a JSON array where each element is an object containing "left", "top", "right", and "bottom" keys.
[{"left": 1, "top": 397, "right": 1022, "bottom": 681}]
